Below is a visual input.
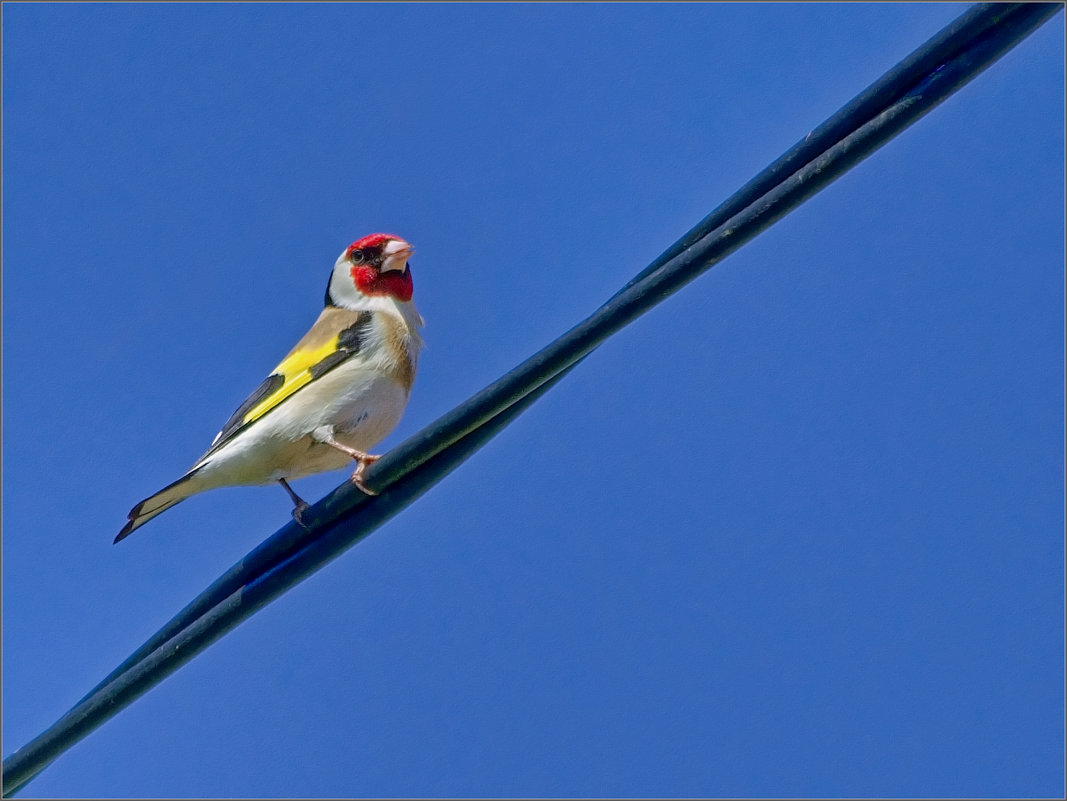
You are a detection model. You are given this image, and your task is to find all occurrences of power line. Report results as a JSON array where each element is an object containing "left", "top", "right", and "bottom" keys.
[{"left": 3, "top": 2, "right": 1060, "bottom": 795}]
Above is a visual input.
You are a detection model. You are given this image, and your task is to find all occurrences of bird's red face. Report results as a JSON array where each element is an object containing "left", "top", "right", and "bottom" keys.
[{"left": 345, "top": 233, "right": 414, "bottom": 302}]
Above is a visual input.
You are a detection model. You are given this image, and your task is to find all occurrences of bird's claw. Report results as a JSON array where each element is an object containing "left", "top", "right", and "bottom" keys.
[
  {"left": 291, "top": 500, "right": 312, "bottom": 530},
  {"left": 350, "top": 455, "right": 381, "bottom": 496}
]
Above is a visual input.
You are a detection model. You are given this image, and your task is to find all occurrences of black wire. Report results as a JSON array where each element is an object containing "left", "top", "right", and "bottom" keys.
[
  {"left": 89, "top": 3, "right": 1051, "bottom": 691},
  {"left": 68, "top": 1, "right": 1055, "bottom": 710},
  {"left": 3, "top": 2, "right": 1060, "bottom": 795}
]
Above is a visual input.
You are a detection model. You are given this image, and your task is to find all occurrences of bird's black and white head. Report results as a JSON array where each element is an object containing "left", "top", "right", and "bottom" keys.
[{"left": 325, "top": 233, "right": 415, "bottom": 310}]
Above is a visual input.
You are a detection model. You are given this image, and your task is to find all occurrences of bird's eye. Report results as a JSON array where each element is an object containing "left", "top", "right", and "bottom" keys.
[{"left": 350, "top": 249, "right": 366, "bottom": 264}]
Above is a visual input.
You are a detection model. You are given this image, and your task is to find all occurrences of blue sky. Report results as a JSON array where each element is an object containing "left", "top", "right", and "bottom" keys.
[{"left": 3, "top": 3, "right": 1063, "bottom": 797}]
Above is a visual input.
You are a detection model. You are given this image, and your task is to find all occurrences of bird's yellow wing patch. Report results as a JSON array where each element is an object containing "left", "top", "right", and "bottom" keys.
[
  {"left": 200, "top": 309, "right": 374, "bottom": 459},
  {"left": 243, "top": 338, "right": 342, "bottom": 423}
]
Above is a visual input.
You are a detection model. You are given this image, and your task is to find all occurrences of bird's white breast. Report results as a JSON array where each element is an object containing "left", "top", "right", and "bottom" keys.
[
  {"left": 196, "top": 357, "right": 409, "bottom": 487},
  {"left": 194, "top": 297, "right": 421, "bottom": 489}
]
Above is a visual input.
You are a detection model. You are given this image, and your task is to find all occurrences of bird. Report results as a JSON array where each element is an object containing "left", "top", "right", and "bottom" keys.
[{"left": 115, "top": 233, "right": 424, "bottom": 543}]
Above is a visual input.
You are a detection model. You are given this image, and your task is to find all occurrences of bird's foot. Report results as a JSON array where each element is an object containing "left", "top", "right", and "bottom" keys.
[
  {"left": 317, "top": 435, "right": 382, "bottom": 495},
  {"left": 278, "top": 478, "right": 312, "bottom": 528},
  {"left": 350, "top": 454, "right": 381, "bottom": 496},
  {"left": 291, "top": 500, "right": 312, "bottom": 530}
]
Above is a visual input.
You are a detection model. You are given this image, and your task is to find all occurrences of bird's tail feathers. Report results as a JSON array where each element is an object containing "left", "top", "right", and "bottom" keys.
[{"left": 115, "top": 467, "right": 204, "bottom": 543}]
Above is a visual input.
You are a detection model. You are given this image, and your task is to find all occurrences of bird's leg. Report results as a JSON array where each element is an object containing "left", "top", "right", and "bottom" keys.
[
  {"left": 349, "top": 454, "right": 381, "bottom": 495},
  {"left": 278, "top": 478, "right": 311, "bottom": 528},
  {"left": 318, "top": 436, "right": 381, "bottom": 496}
]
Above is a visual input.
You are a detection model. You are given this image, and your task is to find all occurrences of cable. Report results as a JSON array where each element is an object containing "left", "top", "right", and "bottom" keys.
[
  {"left": 70, "top": 4, "right": 1058, "bottom": 707},
  {"left": 3, "top": 3, "right": 1060, "bottom": 795}
]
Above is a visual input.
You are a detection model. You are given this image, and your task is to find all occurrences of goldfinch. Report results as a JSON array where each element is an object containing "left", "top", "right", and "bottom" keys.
[{"left": 115, "top": 233, "right": 424, "bottom": 543}]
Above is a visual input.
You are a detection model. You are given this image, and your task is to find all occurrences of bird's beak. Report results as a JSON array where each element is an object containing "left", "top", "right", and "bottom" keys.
[{"left": 382, "top": 239, "right": 414, "bottom": 272}]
